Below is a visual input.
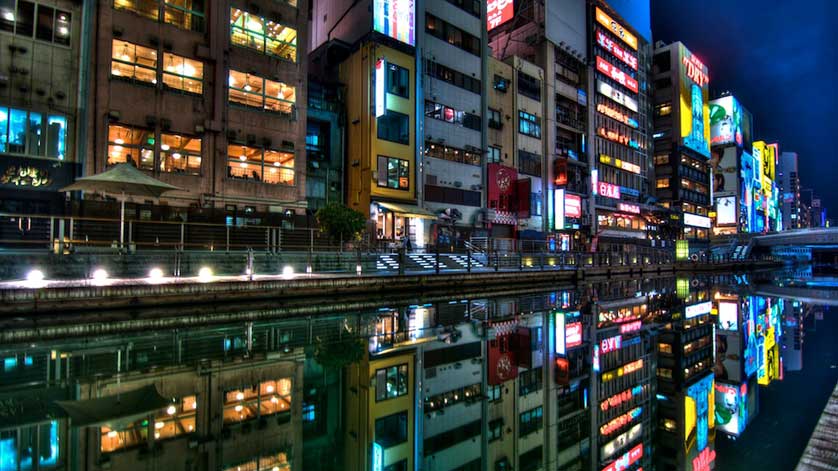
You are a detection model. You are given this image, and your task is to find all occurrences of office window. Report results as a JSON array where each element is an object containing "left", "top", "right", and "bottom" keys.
[
  {"left": 1, "top": 1, "right": 70, "bottom": 44},
  {"left": 488, "top": 108, "right": 502, "bottom": 129},
  {"left": 487, "top": 384, "right": 502, "bottom": 402},
  {"left": 654, "top": 154, "right": 669, "bottom": 165},
  {"left": 228, "top": 70, "right": 296, "bottom": 114},
  {"left": 519, "top": 406, "right": 543, "bottom": 436},
  {"left": 100, "top": 419, "right": 148, "bottom": 453},
  {"left": 488, "top": 146, "right": 501, "bottom": 164},
  {"left": 520, "top": 445, "right": 543, "bottom": 471},
  {"left": 425, "top": 383, "right": 481, "bottom": 412},
  {"left": 375, "top": 364, "right": 409, "bottom": 401},
  {"left": 519, "top": 367, "right": 542, "bottom": 396},
  {"left": 488, "top": 418, "right": 503, "bottom": 441},
  {"left": 424, "top": 100, "right": 481, "bottom": 131},
  {"left": 160, "top": 133, "right": 201, "bottom": 174},
  {"left": 113, "top": 0, "right": 159, "bottom": 20},
  {"left": 114, "top": 0, "right": 205, "bottom": 32},
  {"left": 227, "top": 145, "right": 295, "bottom": 185},
  {"left": 518, "top": 150, "right": 542, "bottom": 177},
  {"left": 518, "top": 111, "right": 541, "bottom": 139},
  {"left": 375, "top": 411, "right": 408, "bottom": 448},
  {"left": 426, "top": 60, "right": 481, "bottom": 95},
  {"left": 387, "top": 63, "right": 409, "bottom": 98},
  {"left": 162, "top": 52, "right": 203, "bottom": 94},
  {"left": 655, "top": 102, "right": 672, "bottom": 117},
  {"left": 222, "top": 452, "right": 291, "bottom": 471},
  {"left": 230, "top": 8, "right": 297, "bottom": 62},
  {"left": 111, "top": 39, "right": 158, "bottom": 84},
  {"left": 517, "top": 71, "right": 541, "bottom": 101},
  {"left": 223, "top": 378, "right": 292, "bottom": 425},
  {"left": 377, "top": 110, "right": 409, "bottom": 145},
  {"left": 108, "top": 124, "right": 154, "bottom": 169},
  {"left": 493, "top": 74, "right": 509, "bottom": 92},
  {"left": 425, "top": 142, "right": 480, "bottom": 166},
  {"left": 425, "top": 13, "right": 480, "bottom": 56},
  {"left": 656, "top": 178, "right": 670, "bottom": 189},
  {"left": 154, "top": 395, "right": 197, "bottom": 440},
  {"left": 377, "top": 156, "right": 410, "bottom": 190}
]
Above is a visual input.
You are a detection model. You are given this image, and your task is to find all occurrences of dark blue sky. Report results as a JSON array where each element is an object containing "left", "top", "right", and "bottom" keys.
[{"left": 651, "top": 0, "right": 838, "bottom": 215}]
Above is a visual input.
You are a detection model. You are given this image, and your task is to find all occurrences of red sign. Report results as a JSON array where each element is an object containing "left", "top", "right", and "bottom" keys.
[
  {"left": 620, "top": 320, "right": 642, "bottom": 333},
  {"left": 682, "top": 53, "right": 709, "bottom": 87},
  {"left": 596, "top": 56, "right": 639, "bottom": 94},
  {"left": 556, "top": 357, "right": 570, "bottom": 385},
  {"left": 598, "top": 181, "right": 621, "bottom": 199},
  {"left": 487, "top": 164, "right": 517, "bottom": 212},
  {"left": 488, "top": 333, "right": 518, "bottom": 385},
  {"left": 601, "top": 443, "right": 643, "bottom": 471},
  {"left": 597, "top": 127, "right": 637, "bottom": 148},
  {"left": 566, "top": 322, "right": 583, "bottom": 348},
  {"left": 619, "top": 203, "right": 640, "bottom": 214},
  {"left": 565, "top": 194, "right": 582, "bottom": 218},
  {"left": 487, "top": 0, "right": 513, "bottom": 30},
  {"left": 600, "top": 335, "right": 623, "bottom": 354},
  {"left": 692, "top": 447, "right": 716, "bottom": 471},
  {"left": 596, "top": 30, "right": 638, "bottom": 70},
  {"left": 601, "top": 385, "right": 644, "bottom": 412}
]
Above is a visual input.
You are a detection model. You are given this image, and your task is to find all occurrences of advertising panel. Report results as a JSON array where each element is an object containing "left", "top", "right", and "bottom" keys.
[
  {"left": 566, "top": 322, "right": 583, "bottom": 349},
  {"left": 685, "top": 301, "right": 712, "bottom": 319},
  {"left": 709, "top": 96, "right": 743, "bottom": 147},
  {"left": 685, "top": 373, "right": 715, "bottom": 456},
  {"left": 488, "top": 332, "right": 517, "bottom": 385},
  {"left": 596, "top": 56, "right": 639, "bottom": 93},
  {"left": 716, "top": 196, "right": 737, "bottom": 225},
  {"left": 597, "top": 80, "right": 639, "bottom": 112},
  {"left": 555, "top": 310, "right": 566, "bottom": 355},
  {"left": 598, "top": 181, "right": 621, "bottom": 199},
  {"left": 603, "top": 0, "right": 652, "bottom": 43},
  {"left": 595, "top": 7, "right": 638, "bottom": 50},
  {"left": 718, "top": 301, "right": 738, "bottom": 330},
  {"left": 765, "top": 143, "right": 778, "bottom": 181},
  {"left": 375, "top": 59, "right": 386, "bottom": 118},
  {"left": 709, "top": 146, "right": 739, "bottom": 195},
  {"left": 565, "top": 194, "right": 582, "bottom": 218},
  {"left": 554, "top": 189, "right": 565, "bottom": 230},
  {"left": 487, "top": 164, "right": 517, "bottom": 211},
  {"left": 596, "top": 30, "right": 638, "bottom": 70},
  {"left": 373, "top": 0, "right": 415, "bottom": 46},
  {"left": 679, "top": 44, "right": 711, "bottom": 158},
  {"left": 601, "top": 423, "right": 642, "bottom": 460},
  {"left": 714, "top": 382, "right": 744, "bottom": 436},
  {"left": 715, "top": 329, "right": 742, "bottom": 382},
  {"left": 618, "top": 203, "right": 640, "bottom": 214},
  {"left": 597, "top": 102, "right": 639, "bottom": 128},
  {"left": 601, "top": 443, "right": 643, "bottom": 471},
  {"left": 487, "top": 0, "right": 513, "bottom": 31},
  {"left": 684, "top": 213, "right": 711, "bottom": 229}
]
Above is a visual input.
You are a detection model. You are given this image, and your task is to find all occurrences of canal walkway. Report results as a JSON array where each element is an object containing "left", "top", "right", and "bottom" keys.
[{"left": 797, "top": 380, "right": 838, "bottom": 471}]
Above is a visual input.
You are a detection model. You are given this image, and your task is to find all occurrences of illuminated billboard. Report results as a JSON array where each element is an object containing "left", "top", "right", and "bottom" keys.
[
  {"left": 565, "top": 194, "right": 582, "bottom": 218},
  {"left": 375, "top": 59, "right": 386, "bottom": 118},
  {"left": 604, "top": 0, "right": 652, "bottom": 43},
  {"left": 555, "top": 310, "right": 566, "bottom": 355},
  {"left": 595, "top": 7, "right": 638, "bottom": 50},
  {"left": 679, "top": 44, "right": 710, "bottom": 158},
  {"left": 597, "top": 80, "right": 639, "bottom": 112},
  {"left": 601, "top": 423, "right": 642, "bottom": 460},
  {"left": 718, "top": 301, "right": 738, "bottom": 330},
  {"left": 596, "top": 56, "right": 639, "bottom": 93},
  {"left": 709, "top": 146, "right": 739, "bottom": 195},
  {"left": 716, "top": 195, "right": 736, "bottom": 225},
  {"left": 566, "top": 322, "right": 583, "bottom": 349},
  {"left": 709, "top": 96, "right": 752, "bottom": 148},
  {"left": 554, "top": 189, "right": 565, "bottom": 230},
  {"left": 487, "top": 0, "right": 513, "bottom": 31},
  {"left": 685, "top": 373, "right": 715, "bottom": 457},
  {"left": 373, "top": 0, "right": 415, "bottom": 46}
]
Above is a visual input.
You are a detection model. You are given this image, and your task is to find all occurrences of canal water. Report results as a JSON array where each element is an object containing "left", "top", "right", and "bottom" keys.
[{"left": 0, "top": 269, "right": 835, "bottom": 471}]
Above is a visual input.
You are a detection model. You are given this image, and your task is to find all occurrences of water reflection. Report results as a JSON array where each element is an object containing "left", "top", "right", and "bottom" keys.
[{"left": 0, "top": 272, "right": 824, "bottom": 471}]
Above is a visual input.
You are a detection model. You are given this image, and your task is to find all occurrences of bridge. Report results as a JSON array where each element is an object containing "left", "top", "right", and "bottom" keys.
[{"left": 712, "top": 228, "right": 838, "bottom": 260}]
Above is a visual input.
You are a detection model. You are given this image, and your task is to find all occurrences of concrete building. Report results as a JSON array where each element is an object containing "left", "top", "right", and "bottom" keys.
[
  {"left": 0, "top": 0, "right": 85, "bottom": 214},
  {"left": 88, "top": 0, "right": 308, "bottom": 219},
  {"left": 305, "top": 79, "right": 345, "bottom": 210},
  {"left": 653, "top": 41, "right": 712, "bottom": 250},
  {"left": 778, "top": 152, "right": 801, "bottom": 230}
]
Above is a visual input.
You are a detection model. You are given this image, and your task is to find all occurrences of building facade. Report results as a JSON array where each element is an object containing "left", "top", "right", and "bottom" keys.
[{"left": 778, "top": 151, "right": 801, "bottom": 230}]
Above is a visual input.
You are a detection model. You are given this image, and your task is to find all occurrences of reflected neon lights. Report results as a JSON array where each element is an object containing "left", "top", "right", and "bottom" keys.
[
  {"left": 601, "top": 443, "right": 643, "bottom": 471},
  {"left": 600, "top": 335, "right": 623, "bottom": 354},
  {"left": 601, "top": 385, "right": 644, "bottom": 412},
  {"left": 596, "top": 30, "right": 638, "bottom": 70},
  {"left": 596, "top": 56, "right": 639, "bottom": 93},
  {"left": 597, "top": 127, "right": 643, "bottom": 150},
  {"left": 600, "top": 406, "right": 642, "bottom": 436},
  {"left": 620, "top": 320, "right": 642, "bottom": 333},
  {"left": 597, "top": 102, "right": 639, "bottom": 128}
]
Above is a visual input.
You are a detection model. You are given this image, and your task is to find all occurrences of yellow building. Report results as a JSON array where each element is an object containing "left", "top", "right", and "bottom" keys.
[
  {"left": 340, "top": 41, "right": 432, "bottom": 243},
  {"left": 345, "top": 351, "right": 416, "bottom": 471}
]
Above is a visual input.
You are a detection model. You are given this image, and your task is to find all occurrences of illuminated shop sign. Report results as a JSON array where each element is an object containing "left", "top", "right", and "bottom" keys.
[
  {"left": 599, "top": 303, "right": 643, "bottom": 326},
  {"left": 565, "top": 194, "right": 582, "bottom": 218},
  {"left": 716, "top": 195, "right": 736, "bottom": 225},
  {"left": 596, "top": 56, "right": 639, "bottom": 93},
  {"left": 372, "top": 442, "right": 384, "bottom": 471},
  {"left": 601, "top": 424, "right": 642, "bottom": 460},
  {"left": 375, "top": 59, "right": 386, "bottom": 118},
  {"left": 597, "top": 181, "right": 621, "bottom": 199},
  {"left": 620, "top": 320, "right": 641, "bottom": 333},
  {"left": 487, "top": 0, "right": 513, "bottom": 30},
  {"left": 597, "top": 80, "right": 639, "bottom": 113},
  {"left": 554, "top": 189, "right": 566, "bottom": 231},
  {"left": 566, "top": 322, "right": 583, "bottom": 349},
  {"left": 718, "top": 301, "right": 738, "bottom": 330},
  {"left": 679, "top": 44, "right": 710, "bottom": 158},
  {"left": 682, "top": 52, "right": 709, "bottom": 87},
  {"left": 601, "top": 359, "right": 643, "bottom": 383},
  {"left": 373, "top": 0, "right": 415, "bottom": 46},
  {"left": 600, "top": 406, "right": 642, "bottom": 436},
  {"left": 555, "top": 311, "right": 566, "bottom": 355},
  {"left": 684, "top": 213, "right": 711, "bottom": 228},
  {"left": 709, "top": 96, "right": 746, "bottom": 147},
  {"left": 593, "top": 344, "right": 601, "bottom": 372},
  {"left": 601, "top": 443, "right": 643, "bottom": 471},
  {"left": 600, "top": 335, "right": 622, "bottom": 354},
  {"left": 0, "top": 165, "right": 52, "bottom": 187},
  {"left": 685, "top": 301, "right": 712, "bottom": 319},
  {"left": 619, "top": 203, "right": 640, "bottom": 214},
  {"left": 596, "top": 30, "right": 637, "bottom": 70},
  {"left": 597, "top": 102, "right": 639, "bottom": 128},
  {"left": 595, "top": 7, "right": 638, "bottom": 50},
  {"left": 599, "top": 154, "right": 641, "bottom": 174},
  {"left": 597, "top": 127, "right": 643, "bottom": 150},
  {"left": 591, "top": 169, "right": 599, "bottom": 195},
  {"left": 601, "top": 385, "right": 645, "bottom": 412},
  {"left": 693, "top": 447, "right": 717, "bottom": 471}
]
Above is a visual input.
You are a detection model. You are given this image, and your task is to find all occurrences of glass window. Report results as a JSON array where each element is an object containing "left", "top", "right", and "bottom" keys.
[
  {"left": 163, "top": 0, "right": 204, "bottom": 32},
  {"left": 227, "top": 145, "right": 295, "bottom": 185},
  {"left": 517, "top": 71, "right": 541, "bottom": 101},
  {"left": 656, "top": 177, "right": 670, "bottom": 189},
  {"left": 228, "top": 70, "right": 295, "bottom": 114},
  {"left": 14, "top": 1, "right": 34, "bottom": 37},
  {"left": 374, "top": 411, "right": 408, "bottom": 448},
  {"left": 154, "top": 395, "right": 197, "bottom": 440},
  {"left": 488, "top": 146, "right": 501, "bottom": 164},
  {"left": 162, "top": 52, "right": 203, "bottom": 94},
  {"left": 223, "top": 378, "right": 292, "bottom": 425},
  {"left": 54, "top": 9, "right": 70, "bottom": 45},
  {"left": 377, "top": 110, "right": 409, "bottom": 145},
  {"left": 375, "top": 364, "right": 409, "bottom": 401},
  {"left": 0, "top": 108, "right": 67, "bottom": 159},
  {"left": 108, "top": 124, "right": 155, "bottom": 169},
  {"left": 376, "top": 156, "right": 409, "bottom": 190},
  {"left": 222, "top": 452, "right": 291, "bottom": 471},
  {"left": 45, "top": 115, "right": 66, "bottom": 159},
  {"left": 160, "top": 133, "right": 201, "bottom": 174},
  {"left": 518, "top": 111, "right": 541, "bottom": 139},
  {"left": 0, "top": 0, "right": 14, "bottom": 32},
  {"left": 111, "top": 39, "right": 158, "bottom": 84},
  {"left": 8, "top": 108, "right": 27, "bottom": 154},
  {"left": 519, "top": 406, "right": 543, "bottom": 436},
  {"left": 27, "top": 111, "right": 43, "bottom": 156},
  {"left": 114, "top": 0, "right": 159, "bottom": 20},
  {"left": 387, "top": 63, "right": 409, "bottom": 98},
  {"left": 100, "top": 419, "right": 148, "bottom": 453},
  {"left": 35, "top": 4, "right": 53, "bottom": 41},
  {"left": 230, "top": 8, "right": 297, "bottom": 62},
  {"left": 0, "top": 107, "right": 7, "bottom": 152}
]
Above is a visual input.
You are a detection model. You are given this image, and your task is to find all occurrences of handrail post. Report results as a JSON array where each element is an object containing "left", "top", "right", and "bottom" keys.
[
  {"left": 180, "top": 223, "right": 185, "bottom": 251},
  {"left": 435, "top": 245, "right": 440, "bottom": 274},
  {"left": 226, "top": 226, "right": 230, "bottom": 253},
  {"left": 467, "top": 247, "right": 472, "bottom": 273}
]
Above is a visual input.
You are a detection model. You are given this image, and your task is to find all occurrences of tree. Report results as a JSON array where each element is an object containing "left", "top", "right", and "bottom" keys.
[
  {"left": 313, "top": 337, "right": 366, "bottom": 370},
  {"left": 315, "top": 203, "right": 366, "bottom": 243}
]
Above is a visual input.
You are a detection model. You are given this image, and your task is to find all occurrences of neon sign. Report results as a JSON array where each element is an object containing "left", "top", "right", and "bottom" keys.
[
  {"left": 597, "top": 181, "right": 621, "bottom": 199},
  {"left": 602, "top": 359, "right": 643, "bottom": 382},
  {"left": 566, "top": 322, "right": 583, "bottom": 349},
  {"left": 372, "top": 442, "right": 384, "bottom": 471},
  {"left": 597, "top": 80, "right": 638, "bottom": 113},
  {"left": 600, "top": 335, "right": 622, "bottom": 354},
  {"left": 0, "top": 166, "right": 52, "bottom": 187},
  {"left": 598, "top": 127, "right": 642, "bottom": 150},
  {"left": 487, "top": 0, "right": 513, "bottom": 30},
  {"left": 555, "top": 311, "right": 566, "bottom": 355},
  {"left": 596, "top": 30, "right": 637, "bottom": 70},
  {"left": 565, "top": 194, "right": 582, "bottom": 218},
  {"left": 596, "top": 56, "right": 638, "bottom": 93},
  {"left": 692, "top": 447, "right": 716, "bottom": 471},
  {"left": 619, "top": 203, "right": 640, "bottom": 214},
  {"left": 601, "top": 443, "right": 643, "bottom": 471},
  {"left": 682, "top": 53, "right": 709, "bottom": 86},
  {"left": 375, "top": 59, "right": 386, "bottom": 118},
  {"left": 620, "top": 320, "right": 642, "bottom": 333},
  {"left": 601, "top": 385, "right": 645, "bottom": 412},
  {"left": 595, "top": 7, "right": 638, "bottom": 51},
  {"left": 685, "top": 301, "right": 712, "bottom": 319},
  {"left": 601, "top": 424, "right": 642, "bottom": 460},
  {"left": 597, "top": 102, "right": 638, "bottom": 128},
  {"left": 600, "top": 406, "right": 642, "bottom": 436}
]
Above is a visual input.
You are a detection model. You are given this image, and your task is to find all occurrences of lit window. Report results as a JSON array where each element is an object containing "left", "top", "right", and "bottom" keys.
[
  {"left": 222, "top": 452, "right": 291, "bottom": 471},
  {"left": 230, "top": 8, "right": 297, "bottom": 62},
  {"left": 655, "top": 102, "right": 672, "bottom": 116},
  {"left": 228, "top": 70, "right": 296, "bottom": 114},
  {"left": 113, "top": 0, "right": 205, "bottom": 32},
  {"left": 154, "top": 395, "right": 197, "bottom": 440},
  {"left": 658, "top": 343, "right": 672, "bottom": 354},
  {"left": 100, "top": 419, "right": 148, "bottom": 453},
  {"left": 113, "top": 0, "right": 159, "bottom": 21},
  {"left": 160, "top": 133, "right": 201, "bottom": 174},
  {"left": 1, "top": 2, "right": 71, "bottom": 44},
  {"left": 227, "top": 145, "right": 295, "bottom": 185},
  {"left": 376, "top": 155, "right": 409, "bottom": 190},
  {"left": 223, "top": 378, "right": 292, "bottom": 425},
  {"left": 656, "top": 178, "right": 670, "bottom": 189},
  {"left": 111, "top": 39, "right": 158, "bottom": 84},
  {"left": 107, "top": 124, "right": 155, "bottom": 169},
  {"left": 0, "top": 107, "right": 68, "bottom": 159},
  {"left": 162, "top": 52, "right": 203, "bottom": 94}
]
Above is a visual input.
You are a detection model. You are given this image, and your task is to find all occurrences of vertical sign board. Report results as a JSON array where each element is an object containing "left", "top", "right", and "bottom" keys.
[
  {"left": 555, "top": 311, "right": 566, "bottom": 355},
  {"left": 371, "top": 442, "right": 383, "bottom": 471},
  {"left": 375, "top": 59, "right": 386, "bottom": 118},
  {"left": 679, "top": 44, "right": 711, "bottom": 158},
  {"left": 487, "top": 0, "right": 514, "bottom": 30},
  {"left": 554, "top": 189, "right": 565, "bottom": 230}
]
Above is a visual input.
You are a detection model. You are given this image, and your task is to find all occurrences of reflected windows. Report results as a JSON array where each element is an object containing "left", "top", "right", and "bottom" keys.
[
  {"left": 223, "top": 378, "right": 292, "bottom": 425},
  {"left": 154, "top": 395, "right": 197, "bottom": 440},
  {"left": 0, "top": 107, "right": 68, "bottom": 159}
]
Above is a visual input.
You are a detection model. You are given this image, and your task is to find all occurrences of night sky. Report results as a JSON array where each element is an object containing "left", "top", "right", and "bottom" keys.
[{"left": 651, "top": 0, "right": 838, "bottom": 217}]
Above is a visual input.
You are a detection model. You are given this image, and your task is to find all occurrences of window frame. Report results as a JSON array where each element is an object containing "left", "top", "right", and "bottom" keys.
[
  {"left": 1, "top": 1, "right": 72, "bottom": 46},
  {"left": 113, "top": 0, "right": 207, "bottom": 32},
  {"left": 227, "top": 144, "right": 296, "bottom": 186},
  {"left": 230, "top": 7, "right": 298, "bottom": 62},
  {"left": 376, "top": 155, "right": 410, "bottom": 191},
  {"left": 518, "top": 111, "right": 542, "bottom": 139},
  {"left": 386, "top": 62, "right": 410, "bottom": 99},
  {"left": 222, "top": 378, "right": 293, "bottom": 426},
  {"left": 0, "top": 106, "right": 68, "bottom": 159},
  {"left": 376, "top": 110, "right": 410, "bottom": 145},
  {"left": 228, "top": 70, "right": 296, "bottom": 114},
  {"left": 374, "top": 364, "right": 409, "bottom": 402}
]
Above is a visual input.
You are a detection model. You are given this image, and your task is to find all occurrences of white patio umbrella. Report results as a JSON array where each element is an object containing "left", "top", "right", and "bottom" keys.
[{"left": 60, "top": 164, "right": 183, "bottom": 247}]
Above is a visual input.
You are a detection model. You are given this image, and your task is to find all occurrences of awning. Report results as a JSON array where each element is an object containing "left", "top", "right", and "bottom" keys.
[
  {"left": 375, "top": 201, "right": 437, "bottom": 220},
  {"left": 56, "top": 385, "right": 170, "bottom": 428}
]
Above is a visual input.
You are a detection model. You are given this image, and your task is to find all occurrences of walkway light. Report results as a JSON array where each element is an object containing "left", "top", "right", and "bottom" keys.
[
  {"left": 198, "top": 266, "right": 213, "bottom": 282},
  {"left": 91, "top": 268, "right": 109, "bottom": 283},
  {"left": 281, "top": 266, "right": 294, "bottom": 278},
  {"left": 26, "top": 269, "right": 45, "bottom": 283},
  {"left": 148, "top": 267, "right": 164, "bottom": 283},
  {"left": 356, "top": 264, "right": 362, "bottom": 276}
]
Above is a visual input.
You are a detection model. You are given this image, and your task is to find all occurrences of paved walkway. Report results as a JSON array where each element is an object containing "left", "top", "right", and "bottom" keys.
[{"left": 797, "top": 380, "right": 838, "bottom": 471}]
